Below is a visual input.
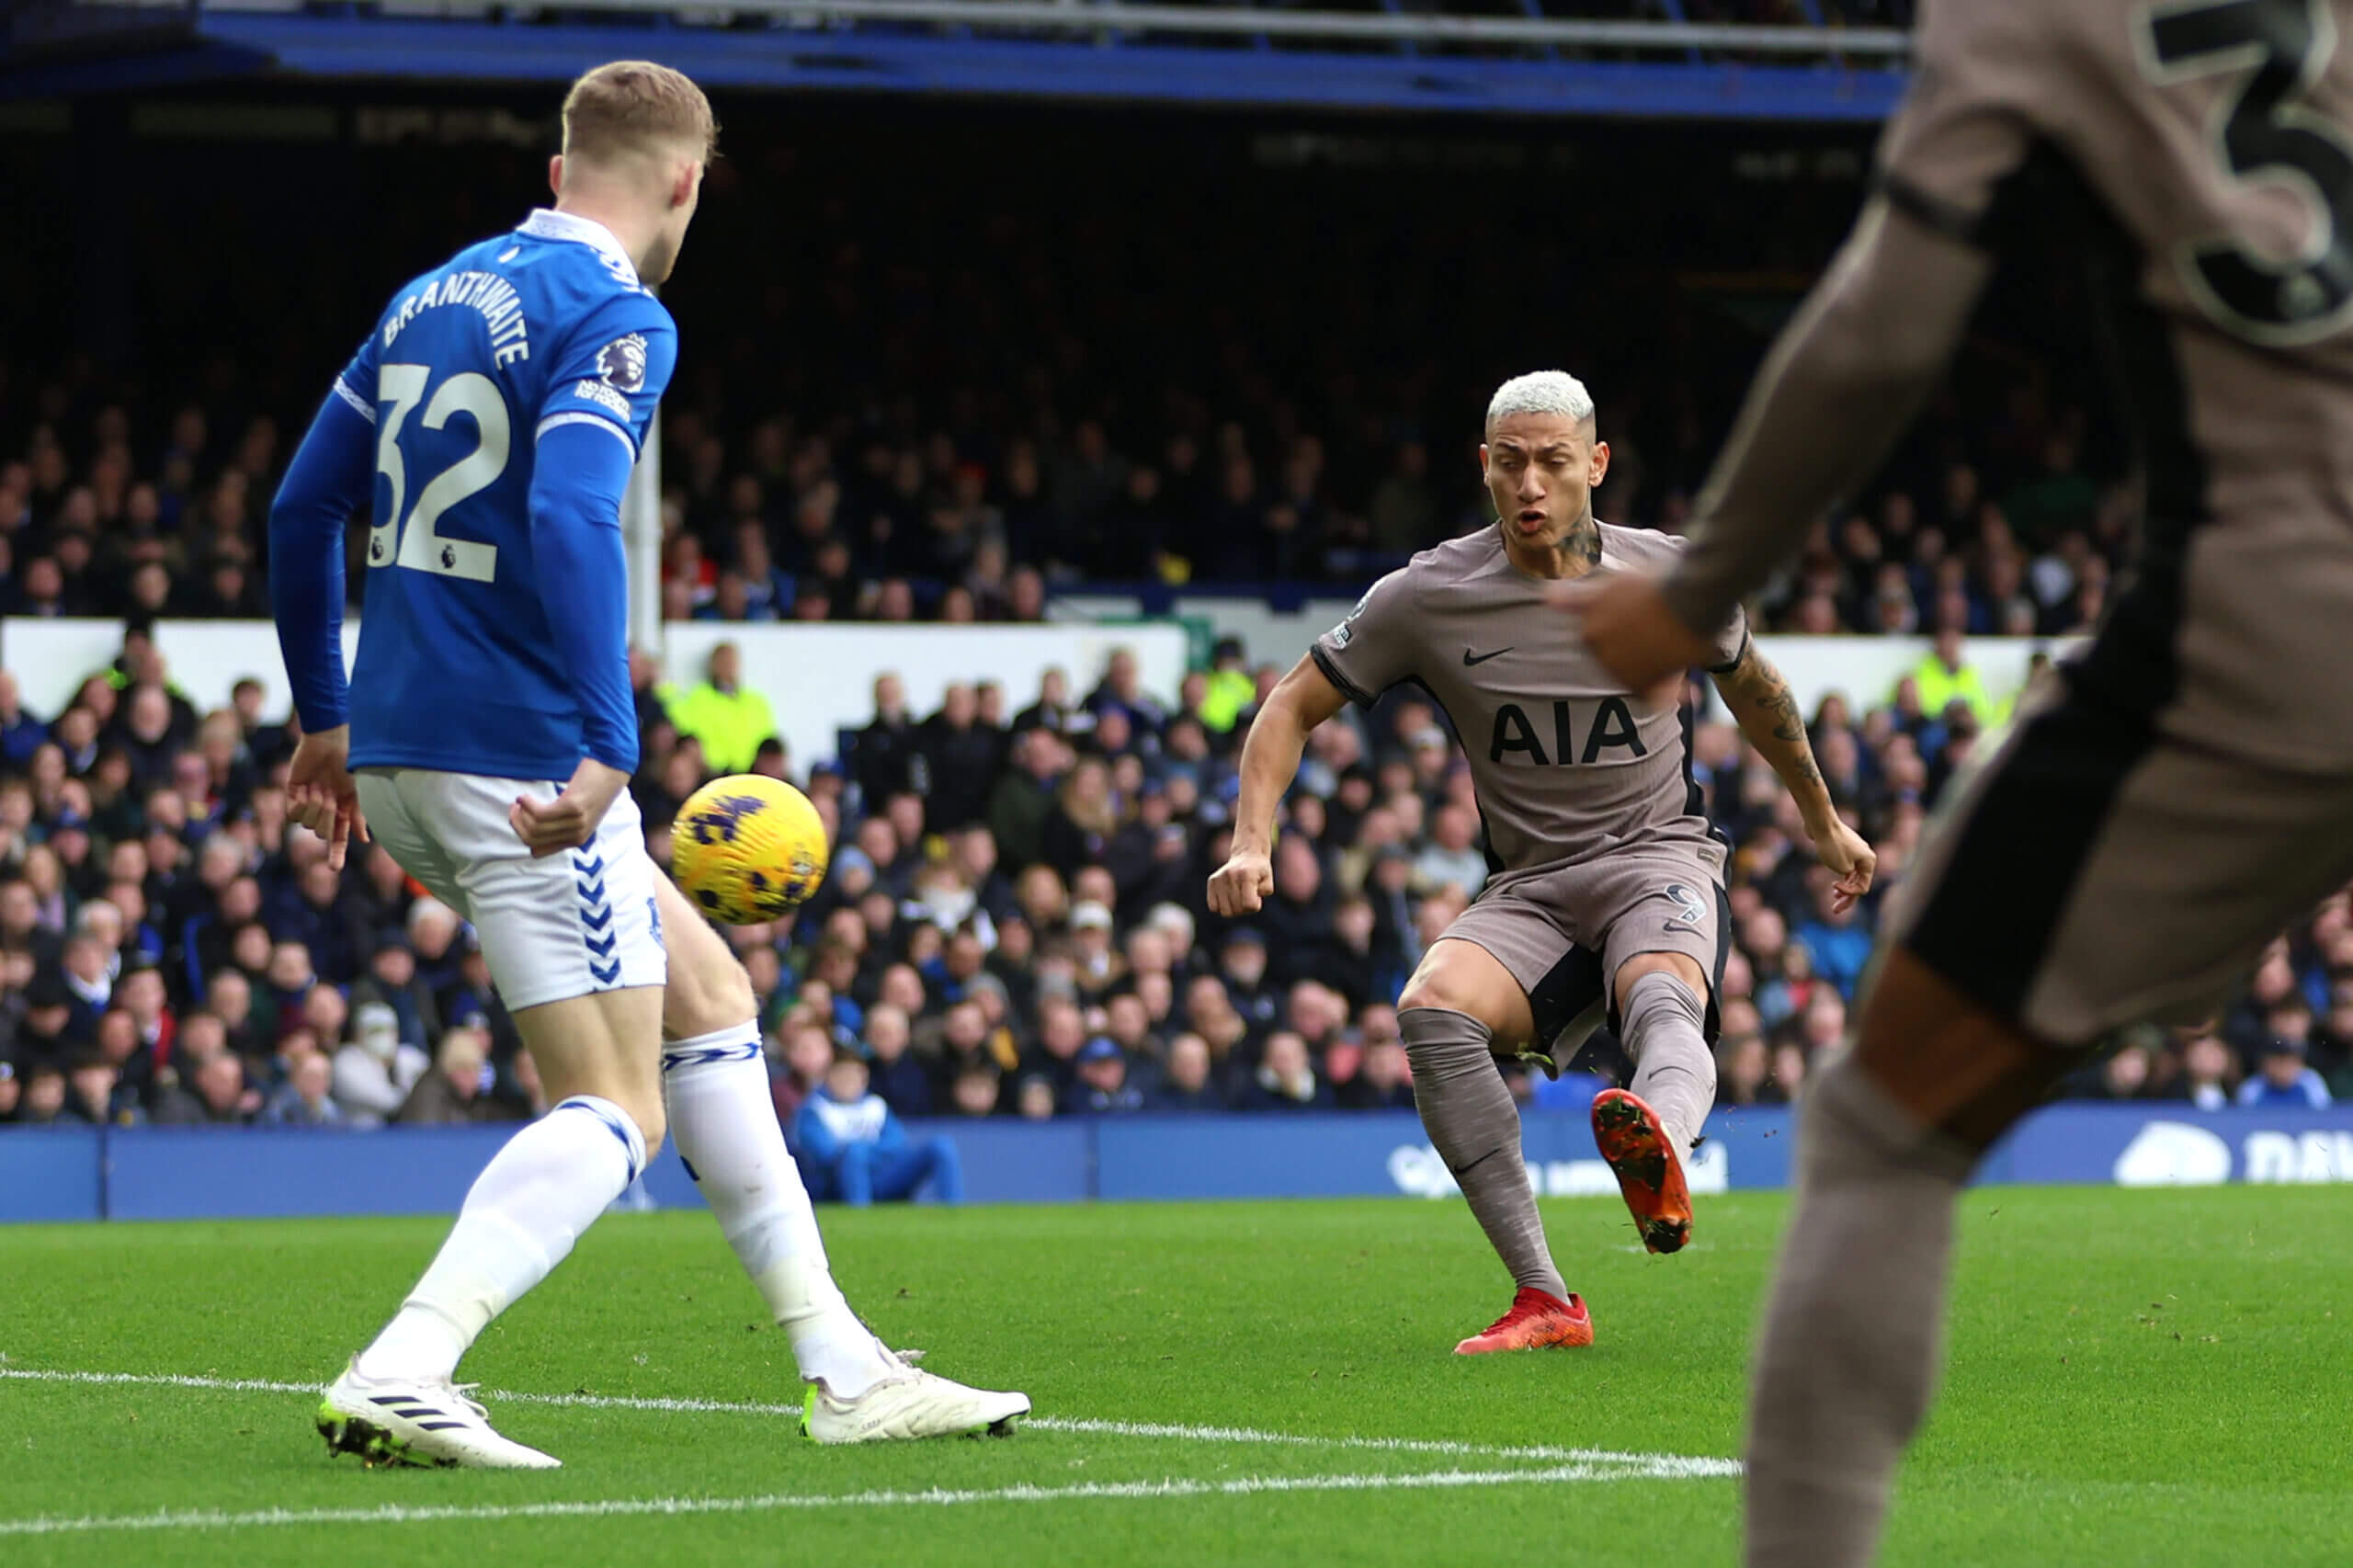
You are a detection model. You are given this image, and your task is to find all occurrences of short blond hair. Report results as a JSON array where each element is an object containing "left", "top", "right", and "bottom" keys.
[
  {"left": 562, "top": 61, "right": 718, "bottom": 164},
  {"left": 1487, "top": 369, "right": 1596, "bottom": 432}
]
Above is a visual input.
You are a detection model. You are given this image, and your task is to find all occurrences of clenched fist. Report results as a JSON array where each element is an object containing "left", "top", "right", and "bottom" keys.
[{"left": 1206, "top": 847, "right": 1275, "bottom": 917}]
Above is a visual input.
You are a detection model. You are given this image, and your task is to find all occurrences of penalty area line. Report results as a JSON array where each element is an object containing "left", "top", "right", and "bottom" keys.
[
  {"left": 0, "top": 1462, "right": 1715, "bottom": 1537},
  {"left": 0, "top": 1366, "right": 1740, "bottom": 1479}
]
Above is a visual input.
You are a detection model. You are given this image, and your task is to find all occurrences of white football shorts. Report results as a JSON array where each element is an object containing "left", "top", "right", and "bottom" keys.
[{"left": 356, "top": 767, "right": 667, "bottom": 1014}]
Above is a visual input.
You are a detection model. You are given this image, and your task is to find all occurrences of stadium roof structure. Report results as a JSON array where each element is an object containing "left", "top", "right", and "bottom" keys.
[{"left": 5, "top": 0, "right": 1910, "bottom": 119}]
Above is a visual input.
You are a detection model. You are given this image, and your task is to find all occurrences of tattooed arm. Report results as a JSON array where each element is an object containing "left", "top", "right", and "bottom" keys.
[{"left": 1711, "top": 641, "right": 1878, "bottom": 910}]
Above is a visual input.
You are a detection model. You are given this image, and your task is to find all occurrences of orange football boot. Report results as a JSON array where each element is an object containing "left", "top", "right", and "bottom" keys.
[
  {"left": 1452, "top": 1287, "right": 1594, "bottom": 1355},
  {"left": 1591, "top": 1087, "right": 1693, "bottom": 1255}
]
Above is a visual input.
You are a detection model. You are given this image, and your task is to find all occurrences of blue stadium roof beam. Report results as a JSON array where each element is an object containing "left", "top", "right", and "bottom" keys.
[{"left": 10, "top": 1, "right": 1910, "bottom": 119}]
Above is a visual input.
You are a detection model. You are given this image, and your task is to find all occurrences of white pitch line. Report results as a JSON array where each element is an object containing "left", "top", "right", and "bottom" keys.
[
  {"left": 0, "top": 1368, "right": 808, "bottom": 1417},
  {"left": 0, "top": 1366, "right": 1740, "bottom": 1479},
  {"left": 0, "top": 1462, "right": 1701, "bottom": 1538},
  {"left": 1027, "top": 1415, "right": 1740, "bottom": 1477}
]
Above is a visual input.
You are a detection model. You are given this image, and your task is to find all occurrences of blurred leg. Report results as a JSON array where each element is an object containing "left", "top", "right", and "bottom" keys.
[
  {"left": 1745, "top": 948, "right": 2084, "bottom": 1567},
  {"left": 926, "top": 1140, "right": 965, "bottom": 1204},
  {"left": 838, "top": 1144, "right": 876, "bottom": 1208}
]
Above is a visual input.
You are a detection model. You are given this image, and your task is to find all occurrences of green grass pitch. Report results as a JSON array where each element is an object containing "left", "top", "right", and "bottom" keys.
[{"left": 4, "top": 1188, "right": 2350, "bottom": 1567}]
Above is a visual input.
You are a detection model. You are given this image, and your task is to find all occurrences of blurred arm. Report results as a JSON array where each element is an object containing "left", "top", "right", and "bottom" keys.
[{"left": 1658, "top": 204, "right": 1995, "bottom": 639}]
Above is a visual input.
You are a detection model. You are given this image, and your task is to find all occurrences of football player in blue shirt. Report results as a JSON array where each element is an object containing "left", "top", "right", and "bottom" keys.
[{"left": 270, "top": 62, "right": 1025, "bottom": 1468}]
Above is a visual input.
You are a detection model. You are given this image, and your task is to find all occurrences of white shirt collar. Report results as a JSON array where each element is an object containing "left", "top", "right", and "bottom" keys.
[{"left": 516, "top": 209, "right": 640, "bottom": 285}]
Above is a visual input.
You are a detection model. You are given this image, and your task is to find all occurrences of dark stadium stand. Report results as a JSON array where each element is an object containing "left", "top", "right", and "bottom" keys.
[{"left": 1, "top": 4, "right": 2344, "bottom": 1149}]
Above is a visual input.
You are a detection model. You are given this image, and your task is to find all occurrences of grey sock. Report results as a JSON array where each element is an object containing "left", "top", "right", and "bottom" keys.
[
  {"left": 1401, "top": 1006, "right": 1567, "bottom": 1302},
  {"left": 1745, "top": 1050, "right": 1975, "bottom": 1568},
  {"left": 1621, "top": 971, "right": 1717, "bottom": 1155}
]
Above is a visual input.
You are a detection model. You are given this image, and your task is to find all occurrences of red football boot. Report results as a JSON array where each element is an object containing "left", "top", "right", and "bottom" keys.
[
  {"left": 1452, "top": 1287, "right": 1594, "bottom": 1355},
  {"left": 1591, "top": 1087, "right": 1694, "bottom": 1255}
]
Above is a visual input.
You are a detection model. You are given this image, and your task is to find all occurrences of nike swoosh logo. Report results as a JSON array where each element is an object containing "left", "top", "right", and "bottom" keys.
[{"left": 1462, "top": 647, "right": 1514, "bottom": 666}]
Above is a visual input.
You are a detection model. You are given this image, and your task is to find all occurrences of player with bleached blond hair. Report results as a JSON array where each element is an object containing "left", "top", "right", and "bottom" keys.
[
  {"left": 270, "top": 61, "right": 1025, "bottom": 1469},
  {"left": 1210, "top": 369, "right": 1871, "bottom": 1354}
]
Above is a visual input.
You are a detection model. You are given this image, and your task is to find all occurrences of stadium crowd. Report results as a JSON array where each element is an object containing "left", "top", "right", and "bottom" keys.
[
  {"left": 0, "top": 570, "right": 2344, "bottom": 1138},
  {"left": 0, "top": 369, "right": 2132, "bottom": 650},
  {"left": 0, "top": 134, "right": 2317, "bottom": 1135}
]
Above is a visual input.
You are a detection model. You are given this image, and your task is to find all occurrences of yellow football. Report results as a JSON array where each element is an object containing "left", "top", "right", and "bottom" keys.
[{"left": 670, "top": 774, "right": 831, "bottom": 924}]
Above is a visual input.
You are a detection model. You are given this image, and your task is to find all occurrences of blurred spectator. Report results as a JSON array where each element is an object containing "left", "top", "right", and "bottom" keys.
[
  {"left": 65, "top": 1052, "right": 132, "bottom": 1127},
  {"left": 1718, "top": 1013, "right": 1781, "bottom": 1108},
  {"left": 947, "top": 1060, "right": 1002, "bottom": 1118},
  {"left": 1086, "top": 649, "right": 1167, "bottom": 743},
  {"left": 2091, "top": 1045, "right": 2154, "bottom": 1102},
  {"left": 919, "top": 684, "right": 1003, "bottom": 834},
  {"left": 1791, "top": 873, "right": 1873, "bottom": 1001},
  {"left": 0, "top": 672, "right": 46, "bottom": 767},
  {"left": 1065, "top": 1037, "right": 1146, "bottom": 1115},
  {"left": 1012, "top": 1072, "right": 1057, "bottom": 1120},
  {"left": 154, "top": 1050, "right": 259, "bottom": 1125},
  {"left": 2237, "top": 1038, "right": 2333, "bottom": 1109},
  {"left": 397, "top": 1027, "right": 506, "bottom": 1125},
  {"left": 987, "top": 727, "right": 1064, "bottom": 871},
  {"left": 15, "top": 1062, "right": 67, "bottom": 1124},
  {"left": 267, "top": 1051, "right": 343, "bottom": 1126},
  {"left": 1905, "top": 628, "right": 1999, "bottom": 731},
  {"left": 794, "top": 1045, "right": 964, "bottom": 1205},
  {"left": 334, "top": 1001, "right": 430, "bottom": 1128},
  {"left": 854, "top": 674, "right": 924, "bottom": 805},
  {"left": 770, "top": 1012, "right": 835, "bottom": 1125},
  {"left": 664, "top": 642, "right": 778, "bottom": 777},
  {"left": 860, "top": 1003, "right": 931, "bottom": 1116},
  {"left": 2172, "top": 1031, "right": 2237, "bottom": 1111},
  {"left": 1413, "top": 803, "right": 1487, "bottom": 900},
  {"left": 1243, "top": 1031, "right": 1333, "bottom": 1111},
  {"left": 1152, "top": 1032, "right": 1224, "bottom": 1112},
  {"left": 1341, "top": 1036, "right": 1415, "bottom": 1111},
  {"left": 1196, "top": 638, "right": 1256, "bottom": 735}
]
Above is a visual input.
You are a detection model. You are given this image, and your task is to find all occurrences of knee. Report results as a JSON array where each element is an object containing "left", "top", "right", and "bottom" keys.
[
  {"left": 622, "top": 1097, "right": 667, "bottom": 1162},
  {"left": 1396, "top": 942, "right": 1529, "bottom": 1041},
  {"left": 557, "top": 1091, "right": 665, "bottom": 1171},
  {"left": 1397, "top": 969, "right": 1490, "bottom": 1025},
  {"left": 664, "top": 943, "right": 757, "bottom": 1043},
  {"left": 1615, "top": 954, "right": 1709, "bottom": 1018},
  {"left": 1802, "top": 1049, "right": 1974, "bottom": 1186},
  {"left": 1620, "top": 965, "right": 1709, "bottom": 1038}
]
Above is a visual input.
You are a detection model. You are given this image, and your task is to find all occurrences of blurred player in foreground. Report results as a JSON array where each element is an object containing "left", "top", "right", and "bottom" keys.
[
  {"left": 268, "top": 62, "right": 1025, "bottom": 1468},
  {"left": 1568, "top": 1, "right": 2353, "bottom": 1561},
  {"left": 1209, "top": 370, "right": 1870, "bottom": 1353}
]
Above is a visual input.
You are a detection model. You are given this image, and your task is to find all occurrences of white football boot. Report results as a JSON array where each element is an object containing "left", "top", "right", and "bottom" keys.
[
  {"left": 801, "top": 1352, "right": 1029, "bottom": 1444},
  {"left": 316, "top": 1360, "right": 563, "bottom": 1470}
]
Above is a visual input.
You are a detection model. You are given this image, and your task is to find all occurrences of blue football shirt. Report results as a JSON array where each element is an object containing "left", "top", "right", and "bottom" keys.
[{"left": 273, "top": 208, "right": 675, "bottom": 781}]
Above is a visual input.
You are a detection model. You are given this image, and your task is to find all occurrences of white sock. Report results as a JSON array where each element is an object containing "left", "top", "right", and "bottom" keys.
[
  {"left": 358, "top": 1095, "right": 644, "bottom": 1383},
  {"left": 664, "top": 1023, "right": 896, "bottom": 1398}
]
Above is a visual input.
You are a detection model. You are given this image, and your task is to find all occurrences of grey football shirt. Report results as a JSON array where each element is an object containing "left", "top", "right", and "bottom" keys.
[
  {"left": 1667, "top": 0, "right": 2353, "bottom": 771},
  {"left": 1313, "top": 522, "right": 1747, "bottom": 874}
]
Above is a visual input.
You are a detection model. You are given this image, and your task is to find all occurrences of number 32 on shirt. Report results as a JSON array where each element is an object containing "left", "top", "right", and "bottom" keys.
[{"left": 369, "top": 363, "right": 505, "bottom": 584}]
